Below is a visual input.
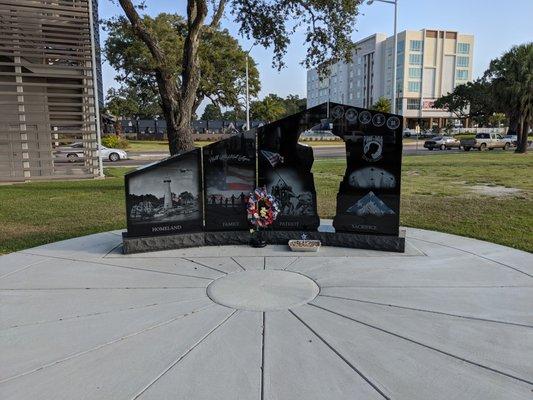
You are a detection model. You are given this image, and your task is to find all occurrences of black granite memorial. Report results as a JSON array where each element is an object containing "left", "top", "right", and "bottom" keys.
[
  {"left": 257, "top": 103, "right": 329, "bottom": 231},
  {"left": 122, "top": 102, "right": 405, "bottom": 254},
  {"left": 203, "top": 132, "right": 256, "bottom": 231},
  {"left": 124, "top": 149, "right": 203, "bottom": 237},
  {"left": 329, "top": 104, "right": 403, "bottom": 235}
]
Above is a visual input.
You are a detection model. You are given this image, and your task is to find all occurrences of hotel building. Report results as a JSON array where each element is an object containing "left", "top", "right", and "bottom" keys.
[{"left": 307, "top": 29, "right": 475, "bottom": 129}]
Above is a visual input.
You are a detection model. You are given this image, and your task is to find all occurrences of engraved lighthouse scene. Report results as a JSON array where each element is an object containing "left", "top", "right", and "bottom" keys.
[{"left": 125, "top": 151, "right": 203, "bottom": 236}]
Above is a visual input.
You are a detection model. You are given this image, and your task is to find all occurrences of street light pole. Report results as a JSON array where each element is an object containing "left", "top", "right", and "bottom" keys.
[
  {"left": 367, "top": 0, "right": 398, "bottom": 113},
  {"left": 392, "top": 0, "right": 398, "bottom": 114},
  {"left": 245, "top": 53, "right": 250, "bottom": 130},
  {"left": 244, "top": 44, "right": 255, "bottom": 131}
]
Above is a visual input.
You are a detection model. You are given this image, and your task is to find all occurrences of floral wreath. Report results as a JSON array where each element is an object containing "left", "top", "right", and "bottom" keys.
[{"left": 246, "top": 187, "right": 280, "bottom": 228}]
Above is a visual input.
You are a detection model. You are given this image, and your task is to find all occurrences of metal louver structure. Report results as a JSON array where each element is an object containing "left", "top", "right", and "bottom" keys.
[{"left": 0, "top": 0, "right": 102, "bottom": 181}]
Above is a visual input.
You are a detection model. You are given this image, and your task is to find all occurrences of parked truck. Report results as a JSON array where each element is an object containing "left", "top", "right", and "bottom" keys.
[{"left": 461, "top": 133, "right": 509, "bottom": 151}]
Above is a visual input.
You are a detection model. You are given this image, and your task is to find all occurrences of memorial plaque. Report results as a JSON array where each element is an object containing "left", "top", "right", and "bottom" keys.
[
  {"left": 203, "top": 132, "right": 256, "bottom": 230},
  {"left": 330, "top": 104, "right": 403, "bottom": 235},
  {"left": 258, "top": 104, "right": 328, "bottom": 231},
  {"left": 125, "top": 149, "right": 203, "bottom": 237}
]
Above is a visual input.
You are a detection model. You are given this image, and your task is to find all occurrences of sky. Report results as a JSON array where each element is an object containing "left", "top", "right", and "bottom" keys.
[{"left": 98, "top": 0, "right": 533, "bottom": 112}]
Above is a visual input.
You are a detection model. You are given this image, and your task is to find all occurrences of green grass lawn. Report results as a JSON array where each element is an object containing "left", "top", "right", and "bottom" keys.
[
  {"left": 127, "top": 139, "right": 344, "bottom": 152},
  {"left": 0, "top": 152, "right": 531, "bottom": 254}
]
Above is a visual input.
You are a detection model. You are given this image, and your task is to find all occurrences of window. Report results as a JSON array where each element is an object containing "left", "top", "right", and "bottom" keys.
[
  {"left": 410, "top": 40, "right": 423, "bottom": 52},
  {"left": 457, "top": 43, "right": 470, "bottom": 54},
  {"left": 409, "top": 68, "right": 422, "bottom": 78},
  {"left": 397, "top": 40, "right": 405, "bottom": 53},
  {"left": 407, "top": 98, "right": 420, "bottom": 110},
  {"left": 409, "top": 54, "right": 422, "bottom": 65},
  {"left": 457, "top": 56, "right": 469, "bottom": 67},
  {"left": 397, "top": 53, "right": 404, "bottom": 67},
  {"left": 408, "top": 81, "right": 421, "bottom": 92},
  {"left": 456, "top": 69, "right": 468, "bottom": 80}
]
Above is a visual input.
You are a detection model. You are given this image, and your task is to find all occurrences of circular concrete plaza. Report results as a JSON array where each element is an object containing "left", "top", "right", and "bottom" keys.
[{"left": 0, "top": 227, "right": 532, "bottom": 400}]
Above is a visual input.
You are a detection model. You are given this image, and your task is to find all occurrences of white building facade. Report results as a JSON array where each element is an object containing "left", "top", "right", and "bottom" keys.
[{"left": 307, "top": 29, "right": 475, "bottom": 129}]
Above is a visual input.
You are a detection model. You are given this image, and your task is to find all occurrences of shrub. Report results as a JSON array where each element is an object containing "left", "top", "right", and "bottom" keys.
[{"left": 101, "top": 135, "right": 129, "bottom": 149}]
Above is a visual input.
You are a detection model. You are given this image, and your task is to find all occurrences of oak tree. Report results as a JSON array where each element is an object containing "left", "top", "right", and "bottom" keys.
[{"left": 116, "top": 0, "right": 361, "bottom": 154}]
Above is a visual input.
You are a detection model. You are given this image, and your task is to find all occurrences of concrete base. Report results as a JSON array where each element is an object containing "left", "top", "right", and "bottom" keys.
[
  {"left": 1, "top": 228, "right": 532, "bottom": 399},
  {"left": 122, "top": 221, "right": 405, "bottom": 254}
]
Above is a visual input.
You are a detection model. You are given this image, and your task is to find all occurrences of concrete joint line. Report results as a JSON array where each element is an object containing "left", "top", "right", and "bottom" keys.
[
  {"left": 409, "top": 237, "right": 533, "bottom": 278},
  {"left": 230, "top": 257, "right": 247, "bottom": 271},
  {"left": 261, "top": 312, "right": 266, "bottom": 400},
  {"left": 0, "top": 286, "right": 208, "bottom": 291},
  {"left": 131, "top": 309, "right": 238, "bottom": 399},
  {"left": 289, "top": 309, "right": 391, "bottom": 400},
  {"left": 319, "top": 294, "right": 533, "bottom": 329},
  {"left": 309, "top": 303, "right": 533, "bottom": 386},
  {"left": 0, "top": 303, "right": 215, "bottom": 384},
  {"left": 2, "top": 296, "right": 209, "bottom": 331},
  {"left": 0, "top": 258, "right": 48, "bottom": 280},
  {"left": 282, "top": 257, "right": 301, "bottom": 271},
  {"left": 182, "top": 258, "right": 230, "bottom": 275},
  {"left": 22, "top": 251, "right": 216, "bottom": 281}
]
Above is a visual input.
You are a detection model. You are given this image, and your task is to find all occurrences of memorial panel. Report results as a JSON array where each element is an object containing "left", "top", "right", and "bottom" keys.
[
  {"left": 330, "top": 104, "right": 403, "bottom": 235},
  {"left": 125, "top": 149, "right": 203, "bottom": 237},
  {"left": 258, "top": 104, "right": 329, "bottom": 231},
  {"left": 203, "top": 133, "right": 256, "bottom": 230}
]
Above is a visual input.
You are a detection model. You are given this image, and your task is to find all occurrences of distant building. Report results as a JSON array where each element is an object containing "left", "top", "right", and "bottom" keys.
[
  {"left": 0, "top": 0, "right": 103, "bottom": 181},
  {"left": 307, "top": 29, "right": 475, "bottom": 129}
]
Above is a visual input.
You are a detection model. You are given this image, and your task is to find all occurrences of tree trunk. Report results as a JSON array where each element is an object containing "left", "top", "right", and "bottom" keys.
[
  {"left": 507, "top": 112, "right": 519, "bottom": 135},
  {"left": 113, "top": 119, "right": 123, "bottom": 136},
  {"left": 515, "top": 117, "right": 528, "bottom": 154},
  {"left": 155, "top": 70, "right": 196, "bottom": 155}
]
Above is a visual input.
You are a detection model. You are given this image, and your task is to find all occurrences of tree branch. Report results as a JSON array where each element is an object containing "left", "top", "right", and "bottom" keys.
[
  {"left": 210, "top": 0, "right": 227, "bottom": 27},
  {"left": 117, "top": 0, "right": 166, "bottom": 66},
  {"left": 182, "top": 0, "right": 208, "bottom": 104}
]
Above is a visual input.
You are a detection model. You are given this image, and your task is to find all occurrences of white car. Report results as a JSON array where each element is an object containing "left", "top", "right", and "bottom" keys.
[{"left": 54, "top": 142, "right": 128, "bottom": 162}]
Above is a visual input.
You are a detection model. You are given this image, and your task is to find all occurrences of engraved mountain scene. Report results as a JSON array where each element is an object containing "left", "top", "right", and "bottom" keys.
[{"left": 346, "top": 191, "right": 395, "bottom": 216}]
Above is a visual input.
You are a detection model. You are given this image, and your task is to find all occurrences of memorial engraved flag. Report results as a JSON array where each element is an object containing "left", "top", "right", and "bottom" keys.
[{"left": 203, "top": 133, "right": 256, "bottom": 231}]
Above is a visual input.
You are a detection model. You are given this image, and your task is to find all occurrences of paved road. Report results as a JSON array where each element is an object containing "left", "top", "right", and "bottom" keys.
[
  {"left": 312, "top": 145, "right": 466, "bottom": 158},
  {"left": 104, "top": 145, "right": 471, "bottom": 167}
]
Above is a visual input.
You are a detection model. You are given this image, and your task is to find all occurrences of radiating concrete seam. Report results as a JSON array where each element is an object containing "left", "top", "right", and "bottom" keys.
[
  {"left": 230, "top": 257, "right": 247, "bottom": 271},
  {"left": 182, "top": 258, "right": 231, "bottom": 275},
  {"left": 309, "top": 303, "right": 533, "bottom": 385},
  {"left": 19, "top": 251, "right": 217, "bottom": 281},
  {"left": 131, "top": 309, "right": 238, "bottom": 400},
  {"left": 0, "top": 259, "right": 48, "bottom": 280},
  {"left": 0, "top": 303, "right": 215, "bottom": 384},
  {"left": 289, "top": 309, "right": 391, "bottom": 400},
  {"left": 319, "top": 294, "right": 533, "bottom": 328},
  {"left": 260, "top": 312, "right": 266, "bottom": 400},
  {"left": 103, "top": 242, "right": 124, "bottom": 258},
  {"left": 282, "top": 257, "right": 301, "bottom": 270},
  {"left": 2, "top": 296, "right": 209, "bottom": 331},
  {"left": 320, "top": 284, "right": 533, "bottom": 288},
  {"left": 0, "top": 286, "right": 209, "bottom": 291},
  {"left": 409, "top": 237, "right": 533, "bottom": 278}
]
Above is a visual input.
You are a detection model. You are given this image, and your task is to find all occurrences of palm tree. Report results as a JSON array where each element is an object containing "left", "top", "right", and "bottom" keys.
[{"left": 485, "top": 43, "right": 533, "bottom": 153}]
